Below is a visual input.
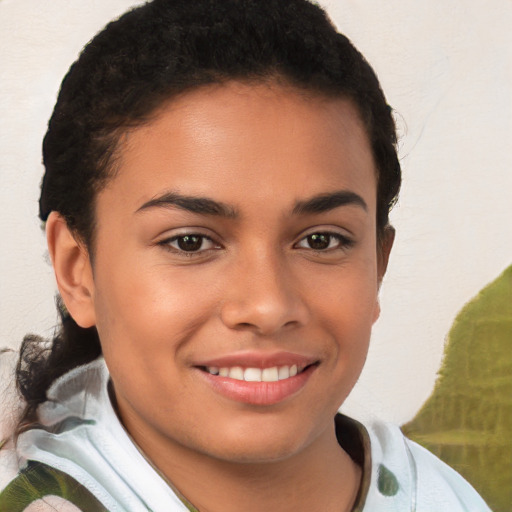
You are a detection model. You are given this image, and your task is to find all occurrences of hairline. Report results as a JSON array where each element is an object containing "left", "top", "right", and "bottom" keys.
[{"left": 74, "top": 76, "right": 385, "bottom": 258}]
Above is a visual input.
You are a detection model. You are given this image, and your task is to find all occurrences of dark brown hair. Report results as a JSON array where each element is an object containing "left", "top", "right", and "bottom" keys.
[{"left": 17, "top": 0, "right": 401, "bottom": 432}]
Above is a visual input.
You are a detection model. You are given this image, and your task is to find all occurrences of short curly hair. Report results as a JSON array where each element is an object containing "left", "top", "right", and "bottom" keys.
[
  {"left": 17, "top": 0, "right": 401, "bottom": 432},
  {"left": 40, "top": 0, "right": 400, "bottom": 246}
]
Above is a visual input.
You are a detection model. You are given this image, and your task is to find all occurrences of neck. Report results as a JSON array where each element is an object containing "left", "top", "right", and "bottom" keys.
[{"left": 133, "top": 418, "right": 362, "bottom": 512}]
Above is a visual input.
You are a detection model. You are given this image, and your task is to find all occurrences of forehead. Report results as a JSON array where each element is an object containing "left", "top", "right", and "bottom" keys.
[{"left": 102, "top": 81, "right": 377, "bottom": 215}]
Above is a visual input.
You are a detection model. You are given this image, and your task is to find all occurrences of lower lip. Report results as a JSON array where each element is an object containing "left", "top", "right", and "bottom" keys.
[{"left": 197, "top": 365, "right": 317, "bottom": 405}]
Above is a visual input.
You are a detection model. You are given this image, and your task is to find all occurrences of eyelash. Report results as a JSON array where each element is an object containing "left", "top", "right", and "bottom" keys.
[
  {"left": 159, "top": 234, "right": 220, "bottom": 256},
  {"left": 159, "top": 231, "right": 353, "bottom": 256},
  {"left": 294, "top": 232, "right": 354, "bottom": 252}
]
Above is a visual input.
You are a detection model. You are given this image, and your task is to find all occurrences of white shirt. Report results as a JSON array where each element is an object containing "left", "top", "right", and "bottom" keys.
[{"left": 1, "top": 357, "right": 491, "bottom": 511}]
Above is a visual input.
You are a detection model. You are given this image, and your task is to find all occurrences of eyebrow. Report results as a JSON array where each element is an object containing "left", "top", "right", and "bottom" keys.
[
  {"left": 292, "top": 190, "right": 367, "bottom": 215},
  {"left": 136, "top": 189, "right": 367, "bottom": 218},
  {"left": 136, "top": 191, "right": 238, "bottom": 218}
]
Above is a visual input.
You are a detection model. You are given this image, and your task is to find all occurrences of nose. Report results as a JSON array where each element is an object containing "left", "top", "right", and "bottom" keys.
[{"left": 219, "top": 249, "right": 309, "bottom": 336}]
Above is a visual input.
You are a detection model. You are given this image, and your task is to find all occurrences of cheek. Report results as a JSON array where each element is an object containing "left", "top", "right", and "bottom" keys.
[
  {"left": 91, "top": 262, "right": 218, "bottom": 361},
  {"left": 310, "top": 261, "right": 379, "bottom": 363},
  {"left": 307, "top": 259, "right": 379, "bottom": 323}
]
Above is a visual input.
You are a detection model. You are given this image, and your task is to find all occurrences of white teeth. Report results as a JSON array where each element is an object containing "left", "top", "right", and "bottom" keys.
[
  {"left": 228, "top": 366, "right": 244, "bottom": 380},
  {"left": 244, "top": 368, "right": 262, "bottom": 382},
  {"left": 211, "top": 364, "right": 304, "bottom": 382},
  {"left": 262, "top": 367, "right": 279, "bottom": 382},
  {"left": 278, "top": 366, "right": 290, "bottom": 380}
]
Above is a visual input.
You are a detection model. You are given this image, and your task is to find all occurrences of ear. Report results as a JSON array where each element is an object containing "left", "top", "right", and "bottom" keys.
[
  {"left": 377, "top": 225, "right": 395, "bottom": 286},
  {"left": 46, "top": 212, "right": 96, "bottom": 328},
  {"left": 373, "top": 225, "right": 395, "bottom": 322}
]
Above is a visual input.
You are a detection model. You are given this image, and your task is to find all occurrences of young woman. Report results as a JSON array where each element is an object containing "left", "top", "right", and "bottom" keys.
[{"left": 0, "top": 1, "right": 491, "bottom": 510}]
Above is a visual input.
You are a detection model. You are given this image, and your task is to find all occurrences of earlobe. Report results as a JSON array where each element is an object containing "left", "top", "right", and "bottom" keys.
[
  {"left": 373, "top": 225, "right": 395, "bottom": 323},
  {"left": 373, "top": 300, "right": 381, "bottom": 323},
  {"left": 46, "top": 212, "right": 96, "bottom": 328},
  {"left": 377, "top": 225, "right": 395, "bottom": 287}
]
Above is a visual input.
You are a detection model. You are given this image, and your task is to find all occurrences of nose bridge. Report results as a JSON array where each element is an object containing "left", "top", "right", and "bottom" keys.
[{"left": 219, "top": 242, "right": 307, "bottom": 334}]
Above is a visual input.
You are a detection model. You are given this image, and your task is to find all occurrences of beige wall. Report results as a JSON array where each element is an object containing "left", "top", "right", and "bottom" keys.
[{"left": 1, "top": 0, "right": 511, "bottom": 424}]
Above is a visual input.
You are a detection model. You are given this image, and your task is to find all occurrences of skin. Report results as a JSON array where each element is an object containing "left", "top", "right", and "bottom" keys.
[{"left": 48, "top": 82, "right": 393, "bottom": 512}]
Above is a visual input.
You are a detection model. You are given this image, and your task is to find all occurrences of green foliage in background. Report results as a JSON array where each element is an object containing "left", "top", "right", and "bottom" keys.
[{"left": 402, "top": 265, "right": 512, "bottom": 512}]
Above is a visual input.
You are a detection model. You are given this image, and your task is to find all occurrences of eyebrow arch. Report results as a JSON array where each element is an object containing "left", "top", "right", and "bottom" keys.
[
  {"left": 292, "top": 190, "right": 368, "bottom": 215},
  {"left": 136, "top": 191, "right": 238, "bottom": 218}
]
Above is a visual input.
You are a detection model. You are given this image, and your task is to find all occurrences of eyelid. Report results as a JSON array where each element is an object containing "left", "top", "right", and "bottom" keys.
[
  {"left": 157, "top": 228, "right": 223, "bottom": 255},
  {"left": 293, "top": 228, "right": 355, "bottom": 251},
  {"left": 155, "top": 226, "right": 220, "bottom": 242}
]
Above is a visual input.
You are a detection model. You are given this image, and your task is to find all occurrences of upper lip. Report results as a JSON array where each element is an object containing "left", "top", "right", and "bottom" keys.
[{"left": 193, "top": 351, "right": 319, "bottom": 369}]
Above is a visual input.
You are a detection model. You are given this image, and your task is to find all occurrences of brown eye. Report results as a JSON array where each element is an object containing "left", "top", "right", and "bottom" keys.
[
  {"left": 306, "top": 233, "right": 331, "bottom": 250},
  {"left": 295, "top": 232, "right": 353, "bottom": 252},
  {"left": 163, "top": 234, "right": 218, "bottom": 253},
  {"left": 176, "top": 235, "right": 203, "bottom": 251}
]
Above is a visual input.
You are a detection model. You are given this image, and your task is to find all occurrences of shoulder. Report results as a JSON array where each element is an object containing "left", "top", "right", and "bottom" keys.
[
  {"left": 0, "top": 349, "right": 23, "bottom": 443},
  {"left": 0, "top": 350, "right": 107, "bottom": 511},
  {"left": 0, "top": 349, "right": 24, "bottom": 488},
  {"left": 362, "top": 419, "right": 491, "bottom": 512},
  {"left": 0, "top": 460, "right": 109, "bottom": 512}
]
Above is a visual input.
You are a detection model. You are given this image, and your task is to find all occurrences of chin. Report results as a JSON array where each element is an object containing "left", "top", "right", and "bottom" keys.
[
  {"left": 207, "top": 438, "right": 307, "bottom": 465},
  {"left": 190, "top": 415, "right": 321, "bottom": 465}
]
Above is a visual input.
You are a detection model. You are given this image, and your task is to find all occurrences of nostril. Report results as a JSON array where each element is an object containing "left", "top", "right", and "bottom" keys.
[
  {"left": 235, "top": 322, "right": 255, "bottom": 330},
  {"left": 219, "top": 288, "right": 309, "bottom": 335}
]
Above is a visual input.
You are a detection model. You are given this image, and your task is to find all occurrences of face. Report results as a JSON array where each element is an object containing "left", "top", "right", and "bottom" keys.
[{"left": 73, "top": 82, "right": 389, "bottom": 464}]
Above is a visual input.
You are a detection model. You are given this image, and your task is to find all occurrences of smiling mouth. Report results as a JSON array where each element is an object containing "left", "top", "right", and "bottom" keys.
[
  {"left": 196, "top": 360, "right": 319, "bottom": 405},
  {"left": 198, "top": 363, "right": 317, "bottom": 382}
]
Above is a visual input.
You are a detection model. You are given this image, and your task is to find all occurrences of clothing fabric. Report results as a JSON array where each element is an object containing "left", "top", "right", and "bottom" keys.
[{"left": 0, "top": 358, "right": 491, "bottom": 512}]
